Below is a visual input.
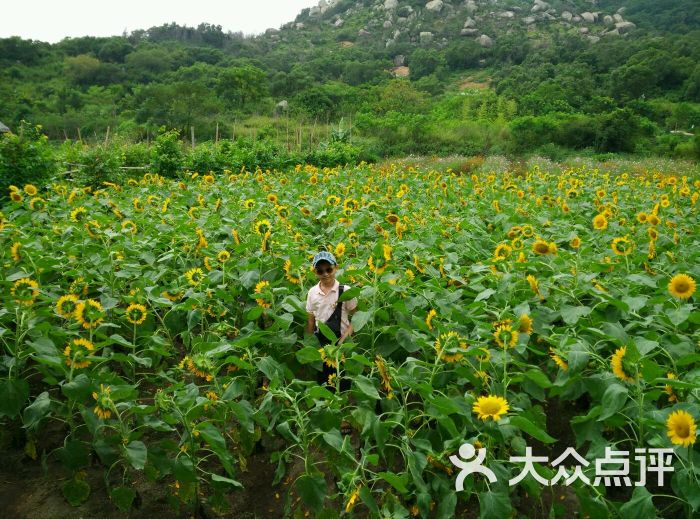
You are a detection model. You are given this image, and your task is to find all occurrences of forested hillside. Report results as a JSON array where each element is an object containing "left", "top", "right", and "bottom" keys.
[{"left": 1, "top": 0, "right": 699, "bottom": 157}]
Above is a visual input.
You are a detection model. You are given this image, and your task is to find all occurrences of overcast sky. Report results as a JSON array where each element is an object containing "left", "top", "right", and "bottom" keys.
[{"left": 0, "top": 0, "right": 320, "bottom": 43}]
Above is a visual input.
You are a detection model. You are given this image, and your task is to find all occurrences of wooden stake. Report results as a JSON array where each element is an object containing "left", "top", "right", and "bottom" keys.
[
  {"left": 104, "top": 126, "right": 110, "bottom": 144},
  {"left": 215, "top": 122, "right": 219, "bottom": 143},
  {"left": 190, "top": 126, "right": 195, "bottom": 149},
  {"left": 77, "top": 127, "right": 82, "bottom": 143}
]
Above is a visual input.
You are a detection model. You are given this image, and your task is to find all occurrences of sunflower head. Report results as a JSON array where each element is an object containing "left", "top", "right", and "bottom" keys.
[
  {"left": 56, "top": 294, "right": 80, "bottom": 318},
  {"left": 254, "top": 219, "right": 271, "bottom": 236},
  {"left": 668, "top": 274, "right": 696, "bottom": 299},
  {"left": 593, "top": 214, "right": 608, "bottom": 230},
  {"left": 611, "top": 236, "right": 634, "bottom": 256},
  {"left": 125, "top": 303, "right": 148, "bottom": 325},
  {"left": 611, "top": 346, "right": 636, "bottom": 383},
  {"left": 75, "top": 299, "right": 105, "bottom": 329},
  {"left": 472, "top": 395, "right": 509, "bottom": 421},
  {"left": 494, "top": 324, "right": 519, "bottom": 349},
  {"left": 666, "top": 410, "right": 697, "bottom": 448},
  {"left": 11, "top": 278, "right": 40, "bottom": 305}
]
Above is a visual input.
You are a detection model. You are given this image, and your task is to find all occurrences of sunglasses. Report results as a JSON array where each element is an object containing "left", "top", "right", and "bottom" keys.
[{"left": 315, "top": 266, "right": 335, "bottom": 275}]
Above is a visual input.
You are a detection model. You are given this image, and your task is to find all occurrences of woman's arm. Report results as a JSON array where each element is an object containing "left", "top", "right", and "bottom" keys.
[
  {"left": 337, "top": 307, "right": 357, "bottom": 344},
  {"left": 306, "top": 313, "right": 316, "bottom": 335}
]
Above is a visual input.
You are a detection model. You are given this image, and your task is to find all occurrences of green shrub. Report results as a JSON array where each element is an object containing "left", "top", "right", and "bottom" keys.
[
  {"left": 0, "top": 121, "right": 56, "bottom": 201},
  {"left": 185, "top": 142, "right": 229, "bottom": 174},
  {"left": 74, "top": 144, "right": 124, "bottom": 187},
  {"left": 151, "top": 128, "right": 184, "bottom": 177}
]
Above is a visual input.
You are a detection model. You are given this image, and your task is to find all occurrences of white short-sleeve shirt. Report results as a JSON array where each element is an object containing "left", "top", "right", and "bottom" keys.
[{"left": 306, "top": 280, "right": 358, "bottom": 335}]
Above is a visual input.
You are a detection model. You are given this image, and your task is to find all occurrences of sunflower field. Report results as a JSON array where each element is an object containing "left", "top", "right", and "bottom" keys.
[{"left": 1, "top": 162, "right": 699, "bottom": 518}]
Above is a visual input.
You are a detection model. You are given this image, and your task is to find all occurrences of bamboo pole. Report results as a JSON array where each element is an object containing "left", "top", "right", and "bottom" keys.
[{"left": 190, "top": 126, "right": 195, "bottom": 149}]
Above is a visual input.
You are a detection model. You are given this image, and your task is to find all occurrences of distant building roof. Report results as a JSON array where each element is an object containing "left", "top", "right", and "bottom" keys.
[{"left": 0, "top": 121, "right": 9, "bottom": 133}]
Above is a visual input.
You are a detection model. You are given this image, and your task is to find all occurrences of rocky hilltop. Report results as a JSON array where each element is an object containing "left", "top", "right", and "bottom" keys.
[{"left": 273, "top": 0, "right": 639, "bottom": 49}]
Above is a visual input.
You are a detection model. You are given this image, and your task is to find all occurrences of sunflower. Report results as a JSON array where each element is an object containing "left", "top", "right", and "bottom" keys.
[
  {"left": 125, "top": 303, "right": 147, "bottom": 325},
  {"left": 22, "top": 184, "right": 38, "bottom": 196},
  {"left": 494, "top": 324, "right": 519, "bottom": 348},
  {"left": 592, "top": 214, "right": 608, "bottom": 230},
  {"left": 254, "top": 280, "right": 271, "bottom": 308},
  {"left": 386, "top": 213, "right": 400, "bottom": 225},
  {"left": 179, "top": 354, "right": 214, "bottom": 381},
  {"left": 343, "top": 199, "right": 359, "bottom": 213},
  {"left": 267, "top": 193, "right": 278, "bottom": 204},
  {"left": 335, "top": 242, "right": 346, "bottom": 258},
  {"left": 254, "top": 219, "right": 271, "bottom": 236},
  {"left": 10, "top": 191, "right": 23, "bottom": 203},
  {"left": 611, "top": 236, "right": 634, "bottom": 256},
  {"left": 64, "top": 338, "right": 95, "bottom": 369},
  {"left": 121, "top": 220, "right": 137, "bottom": 234},
  {"left": 309, "top": 175, "right": 318, "bottom": 185},
  {"left": 636, "top": 212, "right": 648, "bottom": 223},
  {"left": 647, "top": 214, "right": 660, "bottom": 226},
  {"left": 217, "top": 250, "right": 230, "bottom": 264},
  {"left": 185, "top": 267, "right": 205, "bottom": 286},
  {"left": 276, "top": 205, "right": 289, "bottom": 219},
  {"left": 425, "top": 309, "right": 437, "bottom": 331},
  {"left": 56, "top": 294, "right": 80, "bottom": 318},
  {"left": 375, "top": 356, "right": 393, "bottom": 399},
  {"left": 532, "top": 239, "right": 552, "bottom": 255},
  {"left": 520, "top": 225, "right": 534, "bottom": 238},
  {"left": 10, "top": 241, "right": 21, "bottom": 262},
  {"left": 300, "top": 207, "right": 311, "bottom": 217},
  {"left": 368, "top": 255, "right": 387, "bottom": 275},
  {"left": 67, "top": 278, "right": 87, "bottom": 297},
  {"left": 493, "top": 243, "right": 512, "bottom": 261},
  {"left": 472, "top": 395, "right": 509, "bottom": 422},
  {"left": 526, "top": 274, "right": 542, "bottom": 299},
  {"left": 92, "top": 384, "right": 113, "bottom": 419},
  {"left": 29, "top": 197, "right": 45, "bottom": 210},
  {"left": 668, "top": 274, "right": 696, "bottom": 299},
  {"left": 666, "top": 410, "right": 697, "bottom": 448},
  {"left": 70, "top": 206, "right": 87, "bottom": 222},
  {"left": 11, "top": 278, "right": 40, "bottom": 305},
  {"left": 75, "top": 299, "right": 105, "bottom": 329},
  {"left": 665, "top": 373, "right": 678, "bottom": 403},
  {"left": 345, "top": 487, "right": 361, "bottom": 513},
  {"left": 549, "top": 348, "right": 568, "bottom": 371},
  {"left": 383, "top": 243, "right": 392, "bottom": 262},
  {"left": 611, "top": 346, "right": 636, "bottom": 383},
  {"left": 284, "top": 259, "right": 302, "bottom": 285},
  {"left": 518, "top": 314, "right": 533, "bottom": 335},
  {"left": 326, "top": 195, "right": 341, "bottom": 206},
  {"left": 434, "top": 331, "right": 468, "bottom": 363},
  {"left": 570, "top": 236, "right": 581, "bottom": 249}
]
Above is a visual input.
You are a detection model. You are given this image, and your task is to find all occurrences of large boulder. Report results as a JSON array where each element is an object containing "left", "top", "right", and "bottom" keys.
[
  {"left": 461, "top": 28, "right": 479, "bottom": 36},
  {"left": 613, "top": 13, "right": 624, "bottom": 23},
  {"left": 393, "top": 54, "right": 406, "bottom": 66},
  {"left": 383, "top": 20, "right": 393, "bottom": 28},
  {"left": 476, "top": 34, "right": 493, "bottom": 47},
  {"left": 420, "top": 31, "right": 434, "bottom": 43},
  {"left": 603, "top": 15, "right": 614, "bottom": 26},
  {"left": 523, "top": 16, "right": 536, "bottom": 25},
  {"left": 426, "top": 0, "right": 443, "bottom": 12},
  {"left": 581, "top": 12, "right": 595, "bottom": 23},
  {"left": 561, "top": 11, "right": 573, "bottom": 21},
  {"left": 499, "top": 11, "right": 515, "bottom": 19},
  {"left": 615, "top": 21, "right": 636, "bottom": 34},
  {"left": 384, "top": 0, "right": 398, "bottom": 9},
  {"left": 532, "top": 0, "right": 549, "bottom": 13},
  {"left": 465, "top": 1, "right": 477, "bottom": 13},
  {"left": 464, "top": 17, "right": 476, "bottom": 28}
]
